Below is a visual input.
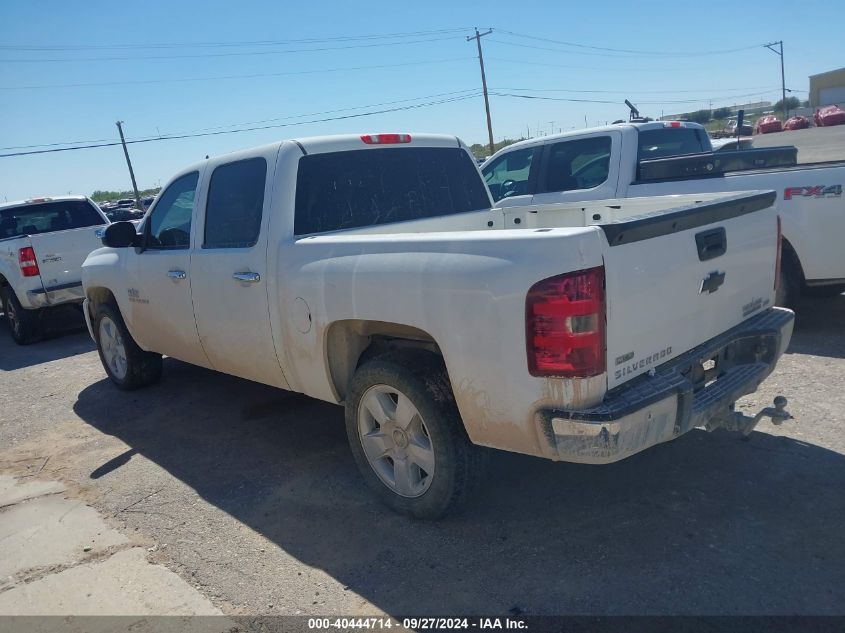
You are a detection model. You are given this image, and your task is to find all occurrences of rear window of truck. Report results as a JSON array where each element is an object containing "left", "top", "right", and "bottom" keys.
[
  {"left": 293, "top": 147, "right": 490, "bottom": 235},
  {"left": 637, "top": 128, "right": 710, "bottom": 161},
  {"left": 0, "top": 200, "right": 103, "bottom": 239}
]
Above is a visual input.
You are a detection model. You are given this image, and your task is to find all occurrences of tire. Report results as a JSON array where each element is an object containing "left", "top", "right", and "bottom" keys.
[
  {"left": 345, "top": 349, "right": 484, "bottom": 519},
  {"left": 93, "top": 302, "right": 162, "bottom": 390},
  {"left": 1, "top": 286, "right": 42, "bottom": 345},
  {"left": 775, "top": 246, "right": 802, "bottom": 311}
]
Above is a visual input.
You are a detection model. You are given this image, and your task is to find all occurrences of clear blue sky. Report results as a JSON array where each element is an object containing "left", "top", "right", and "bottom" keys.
[{"left": 1, "top": 0, "right": 842, "bottom": 201}]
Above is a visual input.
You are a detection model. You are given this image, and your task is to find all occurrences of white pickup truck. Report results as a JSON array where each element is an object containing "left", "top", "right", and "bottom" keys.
[
  {"left": 0, "top": 196, "right": 109, "bottom": 344},
  {"left": 482, "top": 120, "right": 845, "bottom": 308},
  {"left": 82, "top": 133, "right": 794, "bottom": 518}
]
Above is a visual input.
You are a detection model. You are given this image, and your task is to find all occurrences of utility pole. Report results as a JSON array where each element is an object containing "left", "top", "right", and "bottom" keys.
[
  {"left": 764, "top": 41, "right": 787, "bottom": 118},
  {"left": 467, "top": 28, "right": 494, "bottom": 156},
  {"left": 115, "top": 121, "right": 142, "bottom": 211}
]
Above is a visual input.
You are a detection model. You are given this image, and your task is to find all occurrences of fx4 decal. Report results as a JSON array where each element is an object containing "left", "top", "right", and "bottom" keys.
[{"left": 783, "top": 185, "right": 841, "bottom": 200}]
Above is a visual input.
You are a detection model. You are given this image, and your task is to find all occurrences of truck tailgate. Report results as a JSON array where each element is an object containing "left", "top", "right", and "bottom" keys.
[
  {"left": 600, "top": 191, "right": 779, "bottom": 390},
  {"left": 29, "top": 226, "right": 104, "bottom": 290}
]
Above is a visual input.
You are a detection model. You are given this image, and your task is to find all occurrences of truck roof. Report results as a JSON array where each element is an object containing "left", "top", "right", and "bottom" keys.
[
  {"left": 173, "top": 133, "right": 468, "bottom": 180},
  {"left": 293, "top": 133, "right": 462, "bottom": 154},
  {"left": 484, "top": 121, "right": 707, "bottom": 162},
  {"left": 0, "top": 195, "right": 90, "bottom": 212}
]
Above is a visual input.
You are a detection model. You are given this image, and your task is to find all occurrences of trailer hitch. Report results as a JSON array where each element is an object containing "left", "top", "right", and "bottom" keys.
[{"left": 705, "top": 396, "right": 793, "bottom": 437}]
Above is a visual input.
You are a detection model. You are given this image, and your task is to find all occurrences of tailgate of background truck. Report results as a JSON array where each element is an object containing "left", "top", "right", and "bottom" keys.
[{"left": 598, "top": 191, "right": 779, "bottom": 390}]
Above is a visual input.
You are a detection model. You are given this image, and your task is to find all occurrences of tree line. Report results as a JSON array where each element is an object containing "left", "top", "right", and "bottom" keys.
[
  {"left": 90, "top": 188, "right": 161, "bottom": 203},
  {"left": 680, "top": 97, "right": 807, "bottom": 124}
]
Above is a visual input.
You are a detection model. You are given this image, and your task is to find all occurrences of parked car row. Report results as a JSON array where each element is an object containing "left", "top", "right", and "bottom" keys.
[
  {"left": 97, "top": 195, "right": 156, "bottom": 221},
  {"left": 754, "top": 105, "right": 845, "bottom": 134}
]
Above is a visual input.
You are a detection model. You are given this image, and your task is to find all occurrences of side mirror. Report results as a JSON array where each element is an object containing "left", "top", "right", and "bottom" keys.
[{"left": 102, "top": 221, "right": 139, "bottom": 248}]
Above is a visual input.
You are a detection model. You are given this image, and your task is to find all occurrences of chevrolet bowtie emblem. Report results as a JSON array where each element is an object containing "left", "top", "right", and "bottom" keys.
[{"left": 700, "top": 271, "right": 726, "bottom": 294}]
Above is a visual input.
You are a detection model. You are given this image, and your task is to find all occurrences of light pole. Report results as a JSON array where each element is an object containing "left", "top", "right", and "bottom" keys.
[{"left": 764, "top": 41, "right": 787, "bottom": 118}]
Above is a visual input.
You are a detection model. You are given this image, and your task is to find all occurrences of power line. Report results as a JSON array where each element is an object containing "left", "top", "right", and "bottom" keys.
[
  {"left": 0, "top": 28, "right": 476, "bottom": 51},
  {"left": 487, "top": 56, "right": 760, "bottom": 73},
  {"left": 496, "top": 30, "right": 768, "bottom": 57},
  {"left": 0, "top": 92, "right": 481, "bottom": 158},
  {"left": 490, "top": 90, "right": 783, "bottom": 106},
  {"left": 0, "top": 56, "right": 472, "bottom": 90},
  {"left": 0, "top": 89, "right": 481, "bottom": 151},
  {"left": 0, "top": 34, "right": 464, "bottom": 63},
  {"left": 492, "top": 86, "right": 780, "bottom": 95},
  {"left": 174, "top": 89, "right": 481, "bottom": 135}
]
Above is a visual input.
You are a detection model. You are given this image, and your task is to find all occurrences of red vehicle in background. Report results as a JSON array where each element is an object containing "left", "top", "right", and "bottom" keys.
[
  {"left": 814, "top": 104, "right": 845, "bottom": 127},
  {"left": 783, "top": 116, "right": 810, "bottom": 131},
  {"left": 755, "top": 115, "right": 783, "bottom": 134}
]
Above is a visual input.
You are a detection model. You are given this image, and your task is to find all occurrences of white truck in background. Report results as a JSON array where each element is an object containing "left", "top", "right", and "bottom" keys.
[
  {"left": 82, "top": 133, "right": 793, "bottom": 518},
  {"left": 0, "top": 196, "right": 109, "bottom": 344},
  {"left": 482, "top": 120, "right": 845, "bottom": 308}
]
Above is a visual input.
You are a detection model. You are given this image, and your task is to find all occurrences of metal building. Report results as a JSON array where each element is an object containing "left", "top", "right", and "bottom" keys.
[{"left": 809, "top": 68, "right": 845, "bottom": 107}]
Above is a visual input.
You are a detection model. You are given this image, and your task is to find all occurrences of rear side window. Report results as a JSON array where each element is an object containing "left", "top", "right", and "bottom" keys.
[
  {"left": 0, "top": 200, "right": 103, "bottom": 239},
  {"left": 544, "top": 136, "right": 612, "bottom": 193},
  {"left": 482, "top": 147, "right": 537, "bottom": 202},
  {"left": 294, "top": 147, "right": 490, "bottom": 235},
  {"left": 204, "top": 157, "right": 267, "bottom": 248},
  {"left": 638, "top": 128, "right": 710, "bottom": 160}
]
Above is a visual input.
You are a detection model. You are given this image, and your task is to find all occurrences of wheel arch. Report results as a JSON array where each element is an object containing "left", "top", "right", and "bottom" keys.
[
  {"left": 85, "top": 286, "right": 119, "bottom": 315},
  {"left": 781, "top": 236, "right": 806, "bottom": 283},
  {"left": 325, "top": 319, "right": 444, "bottom": 402}
]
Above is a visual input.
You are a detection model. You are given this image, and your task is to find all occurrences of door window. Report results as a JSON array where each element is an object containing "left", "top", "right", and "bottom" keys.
[
  {"left": 544, "top": 136, "right": 612, "bottom": 193},
  {"left": 146, "top": 172, "right": 198, "bottom": 249},
  {"left": 204, "top": 157, "right": 267, "bottom": 248},
  {"left": 482, "top": 147, "right": 536, "bottom": 202}
]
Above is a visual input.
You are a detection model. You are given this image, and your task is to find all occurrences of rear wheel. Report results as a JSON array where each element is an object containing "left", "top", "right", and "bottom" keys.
[
  {"left": 1, "top": 286, "right": 42, "bottom": 345},
  {"left": 94, "top": 303, "right": 162, "bottom": 390},
  {"left": 345, "top": 350, "right": 484, "bottom": 519}
]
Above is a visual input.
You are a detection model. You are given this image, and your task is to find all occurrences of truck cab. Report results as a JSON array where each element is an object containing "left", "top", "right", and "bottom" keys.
[{"left": 483, "top": 121, "right": 845, "bottom": 306}]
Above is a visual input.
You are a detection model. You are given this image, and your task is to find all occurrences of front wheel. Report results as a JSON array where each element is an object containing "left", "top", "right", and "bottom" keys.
[
  {"left": 94, "top": 303, "right": 162, "bottom": 390},
  {"left": 345, "top": 350, "right": 483, "bottom": 519},
  {"left": 1, "top": 286, "right": 41, "bottom": 345}
]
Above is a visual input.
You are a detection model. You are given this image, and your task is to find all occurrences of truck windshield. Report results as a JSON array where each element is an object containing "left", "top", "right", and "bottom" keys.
[
  {"left": 638, "top": 128, "right": 711, "bottom": 161},
  {"left": 294, "top": 147, "right": 491, "bottom": 235},
  {"left": 0, "top": 200, "right": 103, "bottom": 239}
]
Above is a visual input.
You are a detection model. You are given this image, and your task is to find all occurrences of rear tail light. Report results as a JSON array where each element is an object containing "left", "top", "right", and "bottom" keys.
[
  {"left": 18, "top": 246, "right": 40, "bottom": 277},
  {"left": 774, "top": 215, "right": 782, "bottom": 291},
  {"left": 361, "top": 133, "right": 412, "bottom": 145},
  {"left": 526, "top": 266, "right": 606, "bottom": 377},
  {"left": 663, "top": 121, "right": 684, "bottom": 128}
]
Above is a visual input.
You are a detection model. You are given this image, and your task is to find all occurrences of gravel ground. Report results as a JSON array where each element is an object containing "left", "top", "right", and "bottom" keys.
[
  {"left": 1, "top": 296, "right": 843, "bottom": 617},
  {"left": 751, "top": 123, "right": 845, "bottom": 163}
]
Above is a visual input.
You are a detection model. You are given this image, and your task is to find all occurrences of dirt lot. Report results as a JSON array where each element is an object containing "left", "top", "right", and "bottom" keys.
[
  {"left": 752, "top": 123, "right": 845, "bottom": 163},
  {"left": 1, "top": 298, "right": 844, "bottom": 616}
]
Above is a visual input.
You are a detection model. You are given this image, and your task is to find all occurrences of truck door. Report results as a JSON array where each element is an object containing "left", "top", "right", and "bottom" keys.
[
  {"left": 129, "top": 170, "right": 211, "bottom": 368},
  {"left": 189, "top": 152, "right": 289, "bottom": 389},
  {"left": 530, "top": 130, "right": 622, "bottom": 205}
]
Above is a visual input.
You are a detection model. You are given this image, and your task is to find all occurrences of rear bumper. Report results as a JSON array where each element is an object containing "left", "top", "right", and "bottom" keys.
[
  {"left": 26, "top": 282, "right": 85, "bottom": 308},
  {"left": 538, "top": 307, "right": 794, "bottom": 464}
]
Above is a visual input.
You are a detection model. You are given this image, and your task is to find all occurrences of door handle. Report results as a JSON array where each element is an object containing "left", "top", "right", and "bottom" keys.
[
  {"left": 167, "top": 270, "right": 187, "bottom": 280},
  {"left": 233, "top": 271, "right": 261, "bottom": 283}
]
